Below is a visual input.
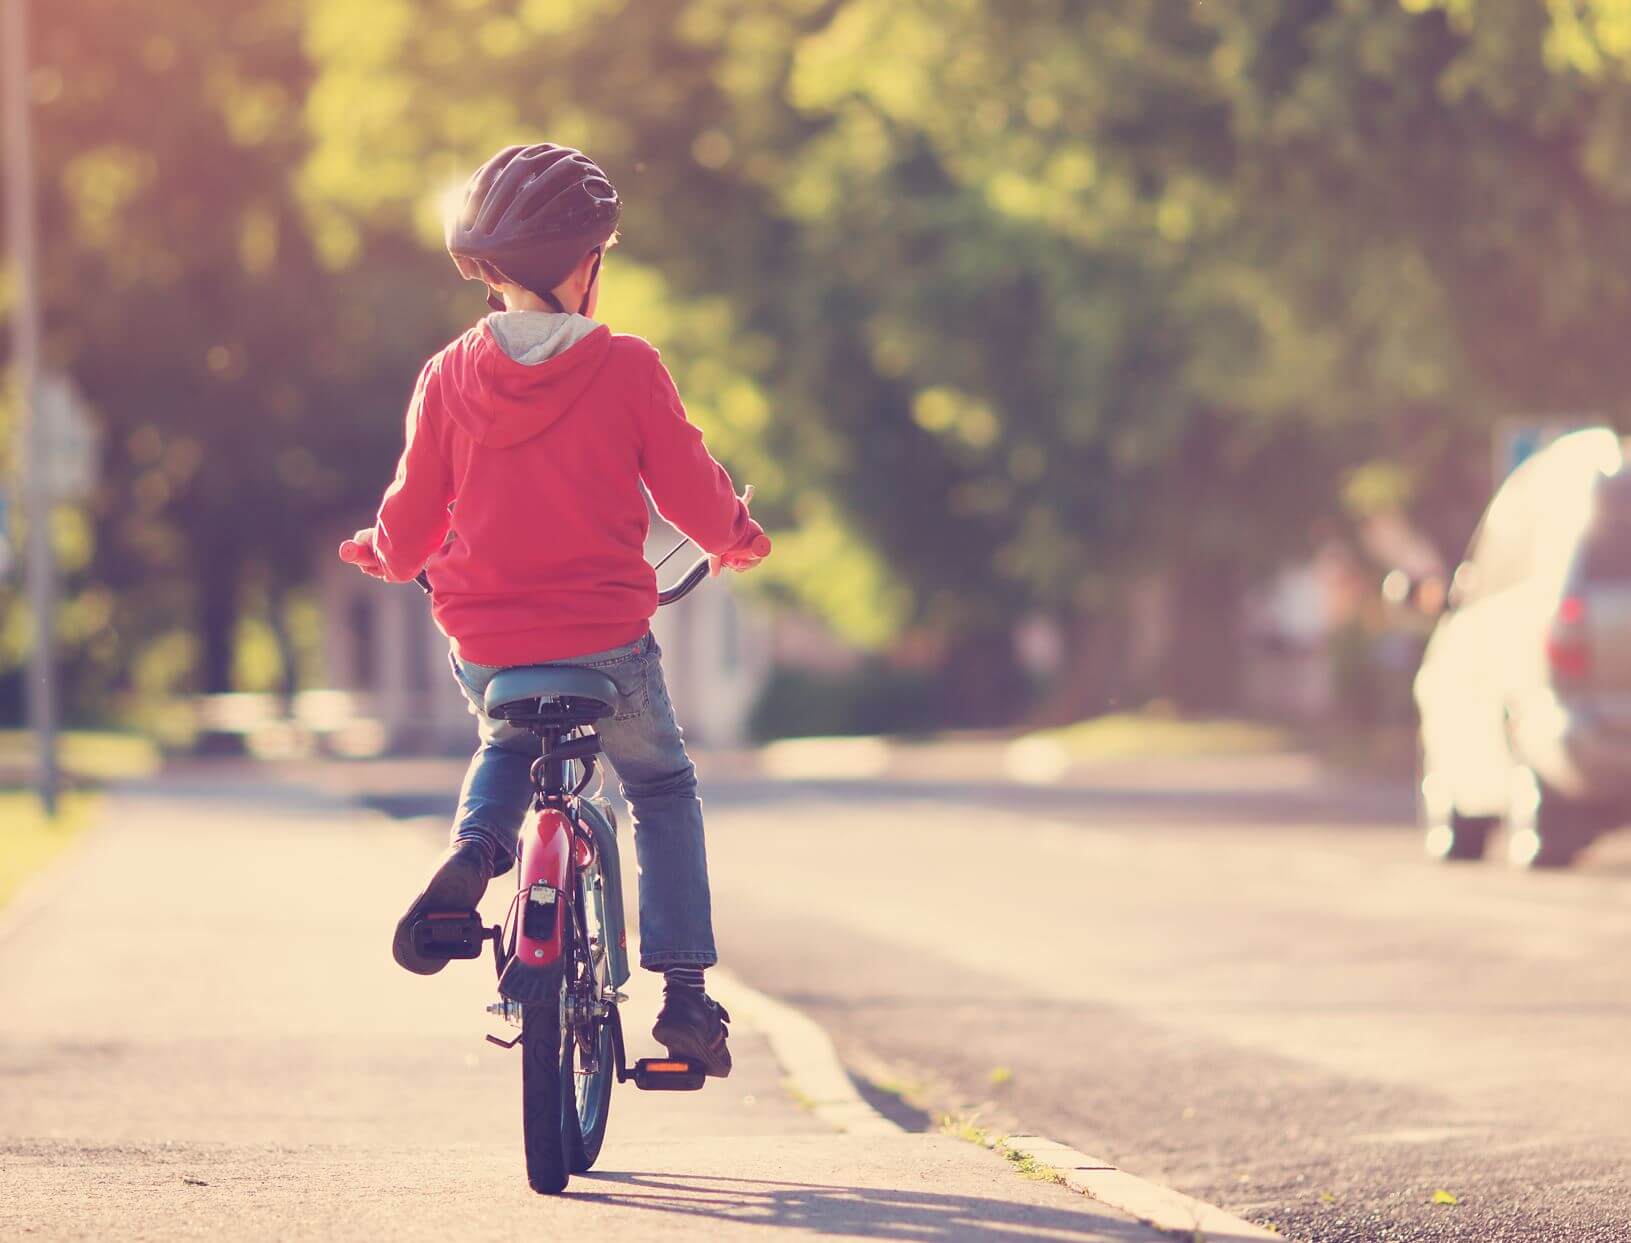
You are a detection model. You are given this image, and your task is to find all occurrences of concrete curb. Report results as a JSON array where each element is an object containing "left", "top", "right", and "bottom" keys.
[
  {"left": 1002, "top": 1135, "right": 1281, "bottom": 1241},
  {"left": 709, "top": 967, "right": 901, "bottom": 1136},
  {"left": 713, "top": 967, "right": 1278, "bottom": 1241}
]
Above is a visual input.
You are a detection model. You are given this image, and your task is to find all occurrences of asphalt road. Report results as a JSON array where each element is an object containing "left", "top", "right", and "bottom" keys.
[
  {"left": 0, "top": 768, "right": 1173, "bottom": 1242},
  {"left": 697, "top": 754, "right": 1631, "bottom": 1242}
]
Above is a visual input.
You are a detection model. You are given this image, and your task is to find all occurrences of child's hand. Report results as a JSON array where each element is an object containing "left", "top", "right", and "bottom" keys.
[
  {"left": 711, "top": 486, "right": 769, "bottom": 576},
  {"left": 710, "top": 533, "right": 772, "bottom": 577},
  {"left": 338, "top": 528, "right": 387, "bottom": 579}
]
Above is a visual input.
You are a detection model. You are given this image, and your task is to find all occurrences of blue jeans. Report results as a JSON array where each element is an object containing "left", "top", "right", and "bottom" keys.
[{"left": 447, "top": 632, "right": 716, "bottom": 970}]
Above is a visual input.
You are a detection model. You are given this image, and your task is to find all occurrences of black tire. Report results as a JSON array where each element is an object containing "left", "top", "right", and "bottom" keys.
[
  {"left": 521, "top": 983, "right": 569, "bottom": 1194},
  {"left": 1428, "top": 811, "right": 1497, "bottom": 862},
  {"left": 1506, "top": 767, "right": 1593, "bottom": 870},
  {"left": 563, "top": 1009, "right": 614, "bottom": 1172},
  {"left": 1417, "top": 741, "right": 1496, "bottom": 862}
]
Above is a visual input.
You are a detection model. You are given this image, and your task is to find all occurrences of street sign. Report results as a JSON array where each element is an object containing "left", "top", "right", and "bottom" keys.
[{"left": 36, "top": 371, "right": 99, "bottom": 501}]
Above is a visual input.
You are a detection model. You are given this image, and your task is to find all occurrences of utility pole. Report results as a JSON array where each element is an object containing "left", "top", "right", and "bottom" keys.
[{"left": 3, "top": 0, "right": 59, "bottom": 816}]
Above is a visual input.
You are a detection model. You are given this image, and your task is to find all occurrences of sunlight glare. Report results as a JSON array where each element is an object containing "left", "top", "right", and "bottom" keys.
[{"left": 436, "top": 174, "right": 471, "bottom": 242}]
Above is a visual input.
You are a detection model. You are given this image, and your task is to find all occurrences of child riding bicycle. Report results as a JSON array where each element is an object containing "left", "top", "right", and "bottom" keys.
[{"left": 338, "top": 144, "right": 766, "bottom": 1076}]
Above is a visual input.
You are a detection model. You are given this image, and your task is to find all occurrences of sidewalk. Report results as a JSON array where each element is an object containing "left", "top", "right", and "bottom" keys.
[{"left": 0, "top": 767, "right": 1167, "bottom": 1241}]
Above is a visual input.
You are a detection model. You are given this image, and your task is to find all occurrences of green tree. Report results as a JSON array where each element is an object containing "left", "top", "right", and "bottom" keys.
[
  {"left": 22, "top": 0, "right": 1631, "bottom": 727},
  {"left": 12, "top": 0, "right": 445, "bottom": 703}
]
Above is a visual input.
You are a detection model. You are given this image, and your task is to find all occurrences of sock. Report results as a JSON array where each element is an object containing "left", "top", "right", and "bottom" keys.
[{"left": 664, "top": 965, "right": 706, "bottom": 993}]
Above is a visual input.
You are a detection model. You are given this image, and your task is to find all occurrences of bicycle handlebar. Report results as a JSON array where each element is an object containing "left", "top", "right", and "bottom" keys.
[
  {"left": 652, "top": 533, "right": 773, "bottom": 606},
  {"left": 656, "top": 557, "right": 712, "bottom": 607},
  {"left": 414, "top": 533, "right": 771, "bottom": 605}
]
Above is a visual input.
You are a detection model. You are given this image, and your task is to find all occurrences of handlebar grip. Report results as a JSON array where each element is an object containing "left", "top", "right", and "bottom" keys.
[{"left": 749, "top": 533, "right": 772, "bottom": 558}]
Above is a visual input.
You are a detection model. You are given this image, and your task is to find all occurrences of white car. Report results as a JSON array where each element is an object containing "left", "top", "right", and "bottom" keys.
[{"left": 1415, "top": 428, "right": 1631, "bottom": 868}]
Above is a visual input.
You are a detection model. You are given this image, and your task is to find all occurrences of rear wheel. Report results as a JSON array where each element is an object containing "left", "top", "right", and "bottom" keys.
[
  {"left": 521, "top": 979, "right": 569, "bottom": 1194},
  {"left": 1505, "top": 766, "right": 1593, "bottom": 869}
]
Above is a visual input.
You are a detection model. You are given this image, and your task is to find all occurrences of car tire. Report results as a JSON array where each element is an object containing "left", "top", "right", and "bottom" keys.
[
  {"left": 1418, "top": 742, "right": 1496, "bottom": 862},
  {"left": 1426, "top": 810, "right": 1497, "bottom": 862},
  {"left": 1505, "top": 765, "right": 1592, "bottom": 869}
]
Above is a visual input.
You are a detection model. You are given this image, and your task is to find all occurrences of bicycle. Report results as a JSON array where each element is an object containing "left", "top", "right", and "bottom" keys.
[{"left": 404, "top": 534, "right": 767, "bottom": 1194}]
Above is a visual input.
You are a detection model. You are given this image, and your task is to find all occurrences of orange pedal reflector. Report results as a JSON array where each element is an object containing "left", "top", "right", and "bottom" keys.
[{"left": 631, "top": 1057, "right": 706, "bottom": 1091}]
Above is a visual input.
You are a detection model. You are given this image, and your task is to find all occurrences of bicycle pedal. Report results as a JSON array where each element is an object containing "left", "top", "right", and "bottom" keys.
[
  {"left": 410, "top": 910, "right": 489, "bottom": 960},
  {"left": 630, "top": 1057, "right": 706, "bottom": 1091}
]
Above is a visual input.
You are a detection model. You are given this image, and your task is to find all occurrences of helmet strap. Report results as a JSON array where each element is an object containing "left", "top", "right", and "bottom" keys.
[
  {"left": 577, "top": 248, "right": 603, "bottom": 316},
  {"left": 481, "top": 247, "right": 601, "bottom": 315}
]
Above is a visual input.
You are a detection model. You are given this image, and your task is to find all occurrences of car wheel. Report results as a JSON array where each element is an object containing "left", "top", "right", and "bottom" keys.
[
  {"left": 1505, "top": 765, "right": 1592, "bottom": 869},
  {"left": 1418, "top": 743, "right": 1495, "bottom": 862}
]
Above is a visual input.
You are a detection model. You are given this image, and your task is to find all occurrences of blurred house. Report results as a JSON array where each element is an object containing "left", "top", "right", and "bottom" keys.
[
  {"left": 317, "top": 511, "right": 771, "bottom": 753},
  {"left": 1242, "top": 514, "right": 1441, "bottom": 722}
]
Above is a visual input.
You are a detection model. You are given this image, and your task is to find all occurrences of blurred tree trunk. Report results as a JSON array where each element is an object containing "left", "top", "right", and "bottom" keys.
[
  {"left": 1027, "top": 606, "right": 1133, "bottom": 727},
  {"left": 196, "top": 555, "right": 239, "bottom": 695},
  {"left": 1162, "top": 556, "right": 1244, "bottom": 714},
  {"left": 937, "top": 628, "right": 1029, "bottom": 728},
  {"left": 268, "top": 585, "right": 299, "bottom": 710}
]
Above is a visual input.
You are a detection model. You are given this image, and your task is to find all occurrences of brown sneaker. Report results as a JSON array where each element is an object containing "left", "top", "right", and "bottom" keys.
[
  {"left": 651, "top": 987, "right": 732, "bottom": 1077},
  {"left": 391, "top": 841, "right": 492, "bottom": 975}
]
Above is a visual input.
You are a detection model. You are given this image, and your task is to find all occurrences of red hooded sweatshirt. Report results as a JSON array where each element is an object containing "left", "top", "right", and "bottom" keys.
[{"left": 368, "top": 314, "right": 762, "bottom": 666}]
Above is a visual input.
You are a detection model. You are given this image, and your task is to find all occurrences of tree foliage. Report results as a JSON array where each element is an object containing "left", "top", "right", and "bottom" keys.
[{"left": 10, "top": 0, "right": 1631, "bottom": 718}]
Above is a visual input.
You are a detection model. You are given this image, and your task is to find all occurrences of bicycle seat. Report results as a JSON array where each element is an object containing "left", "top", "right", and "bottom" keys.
[{"left": 484, "top": 665, "right": 620, "bottom": 727}]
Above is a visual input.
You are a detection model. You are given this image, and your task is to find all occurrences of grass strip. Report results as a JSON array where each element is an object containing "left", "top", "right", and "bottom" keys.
[
  {"left": 0, "top": 731, "right": 161, "bottom": 784},
  {"left": 0, "top": 791, "right": 102, "bottom": 911},
  {"left": 1026, "top": 711, "right": 1292, "bottom": 762}
]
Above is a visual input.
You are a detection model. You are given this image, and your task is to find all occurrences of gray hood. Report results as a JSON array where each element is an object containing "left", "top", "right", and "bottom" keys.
[{"left": 484, "top": 310, "right": 603, "bottom": 365}]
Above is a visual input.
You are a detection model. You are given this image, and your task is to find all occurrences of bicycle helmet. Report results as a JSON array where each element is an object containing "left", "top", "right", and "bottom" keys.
[{"left": 446, "top": 143, "right": 622, "bottom": 313}]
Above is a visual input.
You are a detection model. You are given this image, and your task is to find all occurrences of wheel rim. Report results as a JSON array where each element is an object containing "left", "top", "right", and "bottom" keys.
[
  {"left": 1423, "top": 822, "right": 1456, "bottom": 859},
  {"left": 1419, "top": 755, "right": 1457, "bottom": 859},
  {"left": 565, "top": 858, "right": 614, "bottom": 1142},
  {"left": 572, "top": 1020, "right": 613, "bottom": 1127},
  {"left": 1507, "top": 827, "right": 1543, "bottom": 867},
  {"left": 1506, "top": 766, "right": 1543, "bottom": 867}
]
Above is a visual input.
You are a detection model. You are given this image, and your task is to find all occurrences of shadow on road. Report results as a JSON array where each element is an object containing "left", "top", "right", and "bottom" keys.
[
  {"left": 573, "top": 1169, "right": 1210, "bottom": 1241},
  {"left": 358, "top": 792, "right": 459, "bottom": 821}
]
